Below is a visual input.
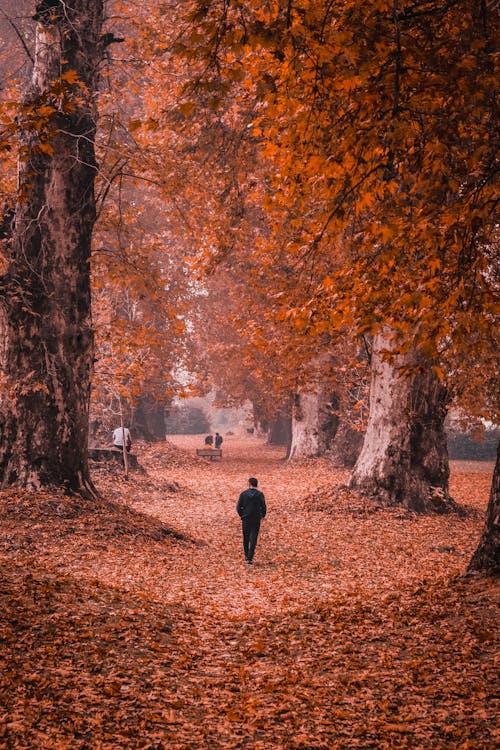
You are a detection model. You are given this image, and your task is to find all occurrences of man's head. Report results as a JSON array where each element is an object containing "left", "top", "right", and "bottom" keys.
[{"left": 249, "top": 477, "right": 258, "bottom": 487}]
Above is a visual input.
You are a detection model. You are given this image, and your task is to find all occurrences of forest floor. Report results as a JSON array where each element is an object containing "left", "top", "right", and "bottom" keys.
[{"left": 0, "top": 435, "right": 498, "bottom": 750}]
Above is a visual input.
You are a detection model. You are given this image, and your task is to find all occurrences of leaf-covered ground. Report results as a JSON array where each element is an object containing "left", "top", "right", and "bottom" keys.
[{"left": 0, "top": 435, "right": 498, "bottom": 749}]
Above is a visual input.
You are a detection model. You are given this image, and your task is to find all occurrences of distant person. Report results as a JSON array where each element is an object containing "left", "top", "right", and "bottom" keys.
[
  {"left": 236, "top": 477, "right": 266, "bottom": 565},
  {"left": 214, "top": 432, "right": 223, "bottom": 449},
  {"left": 204, "top": 434, "right": 213, "bottom": 447},
  {"left": 113, "top": 426, "right": 132, "bottom": 452}
]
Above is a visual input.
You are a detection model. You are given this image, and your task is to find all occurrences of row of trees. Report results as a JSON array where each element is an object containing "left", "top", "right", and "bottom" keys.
[
  {"left": 0, "top": 1, "right": 497, "bottom": 570},
  {"left": 168, "top": 0, "right": 498, "bottom": 567}
]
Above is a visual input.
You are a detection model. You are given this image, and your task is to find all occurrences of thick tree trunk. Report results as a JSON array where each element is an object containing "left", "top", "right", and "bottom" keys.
[
  {"left": 349, "top": 332, "right": 452, "bottom": 512},
  {"left": 0, "top": 1, "right": 104, "bottom": 496},
  {"left": 288, "top": 388, "right": 339, "bottom": 460},
  {"left": 468, "top": 442, "right": 500, "bottom": 574}
]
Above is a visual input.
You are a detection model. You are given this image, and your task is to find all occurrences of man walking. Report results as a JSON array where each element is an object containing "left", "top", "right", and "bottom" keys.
[{"left": 236, "top": 477, "right": 266, "bottom": 565}]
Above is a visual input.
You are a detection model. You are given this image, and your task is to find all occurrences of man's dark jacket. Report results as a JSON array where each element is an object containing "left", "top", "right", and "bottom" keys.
[{"left": 236, "top": 488, "right": 266, "bottom": 521}]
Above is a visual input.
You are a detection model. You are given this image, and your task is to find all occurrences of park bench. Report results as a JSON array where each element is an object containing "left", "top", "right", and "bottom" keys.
[
  {"left": 88, "top": 447, "right": 139, "bottom": 469},
  {"left": 196, "top": 448, "right": 222, "bottom": 461}
]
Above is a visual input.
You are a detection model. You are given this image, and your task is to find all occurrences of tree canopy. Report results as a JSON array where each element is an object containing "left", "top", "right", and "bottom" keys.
[{"left": 166, "top": 0, "right": 498, "bottom": 420}]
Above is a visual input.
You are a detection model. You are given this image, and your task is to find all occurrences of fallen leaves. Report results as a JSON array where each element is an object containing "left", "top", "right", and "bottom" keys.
[{"left": 0, "top": 435, "right": 498, "bottom": 748}]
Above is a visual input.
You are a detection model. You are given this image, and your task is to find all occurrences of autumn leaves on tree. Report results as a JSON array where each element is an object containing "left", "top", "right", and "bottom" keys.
[
  {"left": 0, "top": 1, "right": 498, "bottom": 570},
  {"left": 167, "top": 0, "right": 498, "bottom": 558}
]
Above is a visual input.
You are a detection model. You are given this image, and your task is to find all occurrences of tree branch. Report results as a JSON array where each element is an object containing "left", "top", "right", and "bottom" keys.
[{"left": 0, "top": 9, "right": 34, "bottom": 65}]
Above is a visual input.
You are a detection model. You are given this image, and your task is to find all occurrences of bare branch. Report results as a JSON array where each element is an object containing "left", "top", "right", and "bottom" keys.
[{"left": 0, "top": 8, "right": 34, "bottom": 65}]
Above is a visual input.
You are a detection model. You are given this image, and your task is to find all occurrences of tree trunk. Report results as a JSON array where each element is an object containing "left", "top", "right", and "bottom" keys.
[
  {"left": 349, "top": 332, "right": 452, "bottom": 513},
  {"left": 468, "top": 442, "right": 500, "bottom": 574},
  {"left": 288, "top": 388, "right": 339, "bottom": 460},
  {"left": 0, "top": 1, "right": 104, "bottom": 496},
  {"left": 267, "top": 412, "right": 292, "bottom": 446},
  {"left": 329, "top": 422, "right": 364, "bottom": 468},
  {"left": 131, "top": 396, "right": 167, "bottom": 442}
]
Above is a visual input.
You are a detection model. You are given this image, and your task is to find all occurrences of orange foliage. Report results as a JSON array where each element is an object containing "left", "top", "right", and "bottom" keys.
[{"left": 165, "top": 0, "right": 498, "bottom": 422}]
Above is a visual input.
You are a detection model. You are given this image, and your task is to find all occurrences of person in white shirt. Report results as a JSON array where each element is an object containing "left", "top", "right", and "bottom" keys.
[{"left": 112, "top": 426, "right": 132, "bottom": 452}]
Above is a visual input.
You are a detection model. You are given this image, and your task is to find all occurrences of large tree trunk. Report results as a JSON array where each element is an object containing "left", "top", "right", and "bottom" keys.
[
  {"left": 131, "top": 396, "right": 167, "bottom": 442},
  {"left": 468, "top": 442, "right": 500, "bottom": 574},
  {"left": 288, "top": 388, "right": 339, "bottom": 460},
  {"left": 349, "top": 332, "right": 452, "bottom": 513},
  {"left": 0, "top": 1, "right": 104, "bottom": 496}
]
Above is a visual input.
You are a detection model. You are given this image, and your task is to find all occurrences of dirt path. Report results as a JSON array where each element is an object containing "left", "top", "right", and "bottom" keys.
[
  {"left": 1, "top": 435, "right": 498, "bottom": 749},
  {"left": 131, "top": 434, "right": 350, "bottom": 618},
  {"left": 111, "top": 434, "right": 491, "bottom": 618}
]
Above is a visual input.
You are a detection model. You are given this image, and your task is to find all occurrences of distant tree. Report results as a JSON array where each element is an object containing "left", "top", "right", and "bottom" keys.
[
  {"left": 90, "top": 189, "right": 187, "bottom": 444},
  {"left": 131, "top": 396, "right": 167, "bottom": 442},
  {"left": 267, "top": 410, "right": 292, "bottom": 447},
  {"left": 447, "top": 427, "right": 500, "bottom": 461},
  {"left": 165, "top": 404, "right": 211, "bottom": 435}
]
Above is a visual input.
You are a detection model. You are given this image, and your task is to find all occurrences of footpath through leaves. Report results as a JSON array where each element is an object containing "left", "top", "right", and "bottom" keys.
[{"left": 0, "top": 436, "right": 498, "bottom": 749}]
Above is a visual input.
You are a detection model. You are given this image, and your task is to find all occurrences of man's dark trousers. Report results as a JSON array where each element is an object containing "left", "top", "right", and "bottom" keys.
[{"left": 242, "top": 517, "right": 261, "bottom": 562}]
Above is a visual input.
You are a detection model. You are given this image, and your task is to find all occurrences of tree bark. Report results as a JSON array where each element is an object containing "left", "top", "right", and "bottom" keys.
[
  {"left": 0, "top": 1, "right": 104, "bottom": 496},
  {"left": 267, "top": 412, "right": 292, "bottom": 447},
  {"left": 131, "top": 396, "right": 167, "bottom": 442},
  {"left": 349, "top": 331, "right": 452, "bottom": 512},
  {"left": 288, "top": 388, "right": 339, "bottom": 460},
  {"left": 468, "top": 442, "right": 500, "bottom": 574},
  {"left": 329, "top": 422, "right": 364, "bottom": 467}
]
